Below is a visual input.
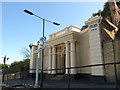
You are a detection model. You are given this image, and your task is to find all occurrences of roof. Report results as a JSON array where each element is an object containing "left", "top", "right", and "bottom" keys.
[{"left": 49, "top": 25, "right": 80, "bottom": 36}]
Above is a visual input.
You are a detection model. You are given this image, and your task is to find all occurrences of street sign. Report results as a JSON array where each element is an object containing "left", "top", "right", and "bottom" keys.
[
  {"left": 40, "top": 37, "right": 46, "bottom": 42},
  {"left": 34, "top": 50, "right": 38, "bottom": 54}
]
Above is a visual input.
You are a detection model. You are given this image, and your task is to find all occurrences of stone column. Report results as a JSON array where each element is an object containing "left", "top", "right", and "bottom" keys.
[
  {"left": 48, "top": 46, "right": 52, "bottom": 74},
  {"left": 70, "top": 40, "right": 77, "bottom": 74},
  {"left": 51, "top": 46, "right": 56, "bottom": 74},
  {"left": 65, "top": 41, "right": 70, "bottom": 74},
  {"left": 56, "top": 46, "right": 62, "bottom": 73}
]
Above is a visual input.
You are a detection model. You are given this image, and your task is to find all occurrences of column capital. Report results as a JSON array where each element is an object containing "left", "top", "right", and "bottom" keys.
[
  {"left": 48, "top": 46, "right": 52, "bottom": 49},
  {"left": 64, "top": 41, "right": 69, "bottom": 44},
  {"left": 51, "top": 45, "right": 56, "bottom": 48},
  {"left": 69, "top": 39, "right": 76, "bottom": 43}
]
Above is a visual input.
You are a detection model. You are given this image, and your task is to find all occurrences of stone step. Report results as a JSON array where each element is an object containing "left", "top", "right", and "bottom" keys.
[{"left": 51, "top": 75, "right": 64, "bottom": 80}]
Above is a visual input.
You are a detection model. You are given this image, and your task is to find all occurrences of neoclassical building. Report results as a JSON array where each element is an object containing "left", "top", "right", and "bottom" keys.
[
  {"left": 29, "top": 15, "right": 120, "bottom": 81},
  {"left": 29, "top": 16, "right": 104, "bottom": 76}
]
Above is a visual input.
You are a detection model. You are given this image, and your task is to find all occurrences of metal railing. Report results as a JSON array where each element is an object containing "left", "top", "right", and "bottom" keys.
[
  {"left": 2, "top": 61, "right": 120, "bottom": 89},
  {"left": 44, "top": 62, "right": 120, "bottom": 87}
]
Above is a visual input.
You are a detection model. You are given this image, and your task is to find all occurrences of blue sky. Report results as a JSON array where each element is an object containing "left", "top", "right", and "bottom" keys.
[{"left": 1, "top": 2, "right": 105, "bottom": 64}]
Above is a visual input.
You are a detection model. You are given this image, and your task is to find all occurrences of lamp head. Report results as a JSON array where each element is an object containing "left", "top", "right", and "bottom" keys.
[
  {"left": 53, "top": 22, "right": 60, "bottom": 26},
  {"left": 24, "top": 9, "right": 34, "bottom": 15}
]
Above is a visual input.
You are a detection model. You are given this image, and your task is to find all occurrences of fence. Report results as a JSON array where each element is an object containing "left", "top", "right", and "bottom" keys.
[
  {"left": 43, "top": 61, "right": 120, "bottom": 89},
  {"left": 2, "top": 61, "right": 120, "bottom": 89}
]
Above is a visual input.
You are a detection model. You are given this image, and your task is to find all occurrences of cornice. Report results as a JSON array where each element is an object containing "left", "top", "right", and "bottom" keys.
[
  {"left": 46, "top": 32, "right": 73, "bottom": 43},
  {"left": 49, "top": 25, "right": 80, "bottom": 36},
  {"left": 85, "top": 16, "right": 101, "bottom": 25}
]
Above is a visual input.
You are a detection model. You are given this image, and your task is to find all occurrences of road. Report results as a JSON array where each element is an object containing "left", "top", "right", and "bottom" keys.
[{"left": 2, "top": 79, "right": 120, "bottom": 89}]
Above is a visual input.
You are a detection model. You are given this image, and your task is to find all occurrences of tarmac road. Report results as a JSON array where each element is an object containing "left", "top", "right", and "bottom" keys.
[{"left": 2, "top": 79, "right": 120, "bottom": 89}]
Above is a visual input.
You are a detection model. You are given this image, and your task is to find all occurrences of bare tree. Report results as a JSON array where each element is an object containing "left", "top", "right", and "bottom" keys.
[{"left": 21, "top": 48, "right": 30, "bottom": 59}]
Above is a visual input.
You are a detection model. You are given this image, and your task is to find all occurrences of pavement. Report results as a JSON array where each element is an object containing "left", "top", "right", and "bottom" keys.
[{"left": 2, "top": 79, "right": 120, "bottom": 89}]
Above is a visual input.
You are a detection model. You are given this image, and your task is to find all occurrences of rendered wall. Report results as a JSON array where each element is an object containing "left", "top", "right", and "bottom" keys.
[
  {"left": 85, "top": 16, "right": 104, "bottom": 76},
  {"left": 79, "top": 29, "right": 91, "bottom": 74}
]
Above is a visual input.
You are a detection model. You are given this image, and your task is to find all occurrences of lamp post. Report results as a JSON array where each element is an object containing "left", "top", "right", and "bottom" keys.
[
  {"left": 34, "top": 41, "right": 41, "bottom": 88},
  {"left": 24, "top": 9, "right": 60, "bottom": 88}
]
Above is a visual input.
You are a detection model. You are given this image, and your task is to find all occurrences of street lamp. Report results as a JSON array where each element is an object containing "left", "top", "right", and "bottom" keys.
[
  {"left": 2, "top": 55, "right": 9, "bottom": 82},
  {"left": 24, "top": 9, "right": 60, "bottom": 88},
  {"left": 34, "top": 41, "right": 41, "bottom": 88}
]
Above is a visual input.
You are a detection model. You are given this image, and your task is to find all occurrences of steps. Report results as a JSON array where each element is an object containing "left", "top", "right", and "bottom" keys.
[{"left": 51, "top": 75, "right": 64, "bottom": 80}]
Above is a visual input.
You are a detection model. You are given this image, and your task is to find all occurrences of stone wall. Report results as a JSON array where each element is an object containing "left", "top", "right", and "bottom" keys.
[
  {"left": 103, "top": 39, "right": 120, "bottom": 82},
  {"left": 114, "top": 40, "right": 120, "bottom": 81},
  {"left": 3, "top": 71, "right": 28, "bottom": 81}
]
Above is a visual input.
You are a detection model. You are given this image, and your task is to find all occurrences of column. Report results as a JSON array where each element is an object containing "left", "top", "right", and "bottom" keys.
[
  {"left": 30, "top": 45, "right": 38, "bottom": 73},
  {"left": 51, "top": 46, "right": 56, "bottom": 74},
  {"left": 48, "top": 46, "right": 52, "bottom": 74},
  {"left": 70, "top": 40, "right": 77, "bottom": 74},
  {"left": 65, "top": 41, "right": 70, "bottom": 74},
  {"left": 56, "top": 46, "right": 62, "bottom": 73}
]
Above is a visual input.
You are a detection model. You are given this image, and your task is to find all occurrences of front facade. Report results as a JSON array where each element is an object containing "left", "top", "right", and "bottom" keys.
[
  {"left": 29, "top": 16, "right": 106, "bottom": 78},
  {"left": 28, "top": 0, "right": 120, "bottom": 82}
]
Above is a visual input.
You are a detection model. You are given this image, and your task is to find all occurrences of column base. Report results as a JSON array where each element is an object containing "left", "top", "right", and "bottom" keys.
[
  {"left": 70, "top": 69, "right": 77, "bottom": 74},
  {"left": 65, "top": 70, "right": 69, "bottom": 74},
  {"left": 48, "top": 71, "right": 51, "bottom": 74},
  {"left": 51, "top": 72, "right": 56, "bottom": 74}
]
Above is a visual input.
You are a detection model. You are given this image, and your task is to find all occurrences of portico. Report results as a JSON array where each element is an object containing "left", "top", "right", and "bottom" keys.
[
  {"left": 45, "top": 25, "right": 81, "bottom": 74},
  {"left": 47, "top": 39, "right": 77, "bottom": 74}
]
